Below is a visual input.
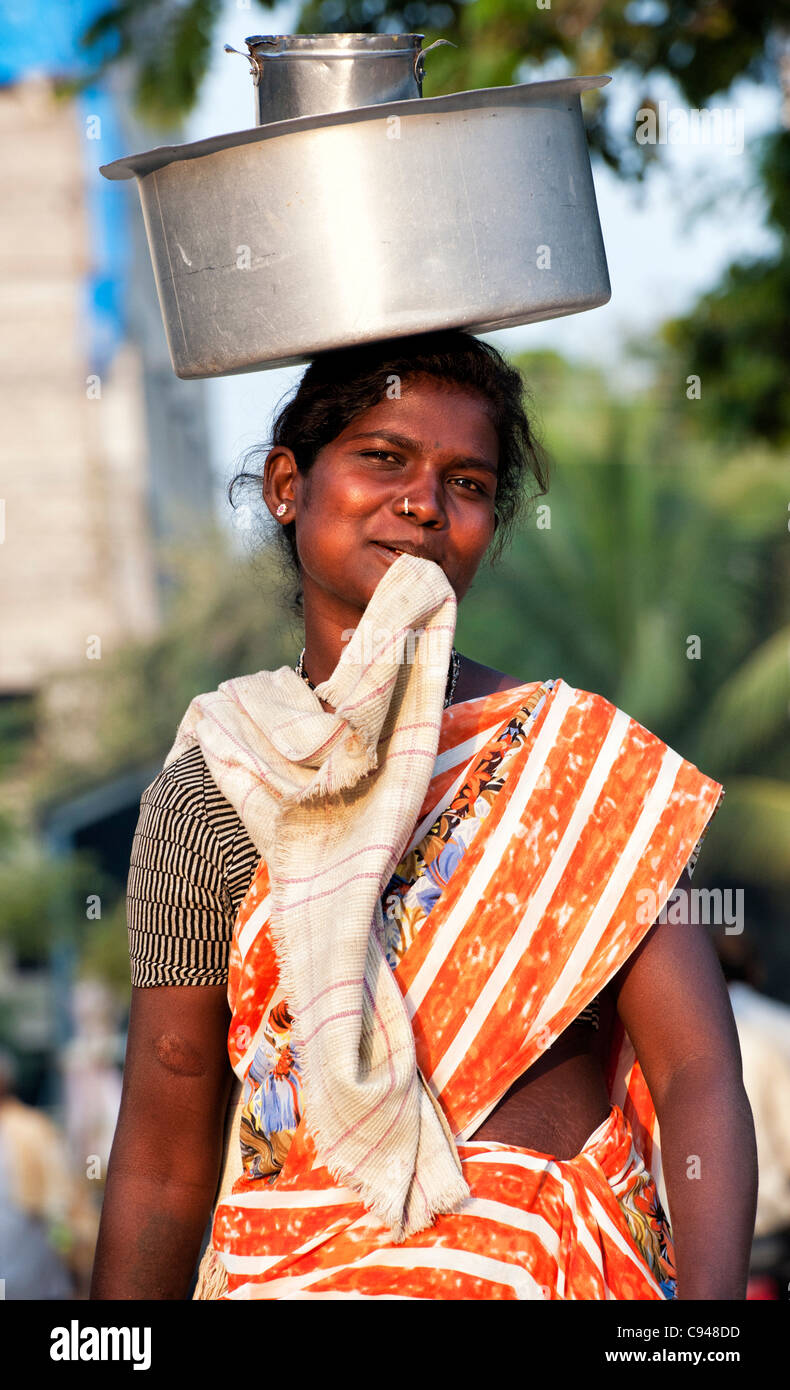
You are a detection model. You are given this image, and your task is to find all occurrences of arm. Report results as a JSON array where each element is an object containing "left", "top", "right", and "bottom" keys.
[
  {"left": 610, "top": 868, "right": 757, "bottom": 1300},
  {"left": 92, "top": 748, "right": 253, "bottom": 1299},
  {"left": 90, "top": 983, "right": 234, "bottom": 1300}
]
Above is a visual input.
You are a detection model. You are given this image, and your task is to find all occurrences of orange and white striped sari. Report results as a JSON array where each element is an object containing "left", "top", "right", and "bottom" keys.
[{"left": 208, "top": 676, "right": 724, "bottom": 1300}]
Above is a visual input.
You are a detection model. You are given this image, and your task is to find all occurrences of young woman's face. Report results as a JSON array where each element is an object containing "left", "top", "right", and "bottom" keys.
[{"left": 276, "top": 377, "right": 499, "bottom": 622}]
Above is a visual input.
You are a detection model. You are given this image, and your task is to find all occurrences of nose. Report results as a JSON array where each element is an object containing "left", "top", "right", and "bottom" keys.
[{"left": 394, "top": 471, "right": 446, "bottom": 526}]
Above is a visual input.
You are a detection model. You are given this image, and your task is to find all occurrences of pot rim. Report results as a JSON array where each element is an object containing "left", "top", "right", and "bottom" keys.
[
  {"left": 100, "top": 73, "right": 611, "bottom": 181},
  {"left": 243, "top": 33, "right": 426, "bottom": 52}
]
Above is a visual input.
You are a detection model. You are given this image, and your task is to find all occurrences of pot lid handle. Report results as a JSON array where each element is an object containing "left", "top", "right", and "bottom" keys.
[
  {"left": 414, "top": 38, "right": 457, "bottom": 85},
  {"left": 224, "top": 43, "right": 260, "bottom": 81}
]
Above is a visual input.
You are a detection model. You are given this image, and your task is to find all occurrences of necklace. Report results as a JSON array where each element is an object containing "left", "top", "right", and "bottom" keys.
[{"left": 296, "top": 645, "right": 461, "bottom": 709}]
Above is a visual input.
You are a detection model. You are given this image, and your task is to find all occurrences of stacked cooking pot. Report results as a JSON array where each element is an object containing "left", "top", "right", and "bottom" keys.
[{"left": 100, "top": 33, "right": 611, "bottom": 379}]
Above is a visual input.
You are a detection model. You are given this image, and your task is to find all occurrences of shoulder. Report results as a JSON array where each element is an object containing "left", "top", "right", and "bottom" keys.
[
  {"left": 455, "top": 655, "right": 533, "bottom": 702},
  {"left": 131, "top": 744, "right": 260, "bottom": 915},
  {"left": 141, "top": 743, "right": 211, "bottom": 818},
  {"left": 138, "top": 744, "right": 249, "bottom": 860}
]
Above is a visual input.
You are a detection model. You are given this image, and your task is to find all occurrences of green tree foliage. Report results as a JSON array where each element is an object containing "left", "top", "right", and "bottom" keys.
[
  {"left": 661, "top": 129, "right": 790, "bottom": 446},
  {"left": 294, "top": 0, "right": 783, "bottom": 175},
  {"left": 71, "top": 0, "right": 785, "bottom": 164},
  {"left": 69, "top": 0, "right": 218, "bottom": 129},
  {"left": 0, "top": 838, "right": 110, "bottom": 962}
]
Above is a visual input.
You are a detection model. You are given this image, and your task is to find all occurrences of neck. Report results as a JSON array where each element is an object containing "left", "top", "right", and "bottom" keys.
[{"left": 299, "top": 611, "right": 354, "bottom": 700}]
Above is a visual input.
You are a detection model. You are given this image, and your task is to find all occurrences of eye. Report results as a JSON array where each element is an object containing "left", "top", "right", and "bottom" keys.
[
  {"left": 360, "top": 450, "right": 399, "bottom": 463},
  {"left": 452, "top": 478, "right": 487, "bottom": 494}
]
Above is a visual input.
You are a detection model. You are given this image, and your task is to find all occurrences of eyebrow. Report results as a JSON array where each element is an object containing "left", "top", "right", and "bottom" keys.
[{"left": 344, "top": 430, "right": 498, "bottom": 476}]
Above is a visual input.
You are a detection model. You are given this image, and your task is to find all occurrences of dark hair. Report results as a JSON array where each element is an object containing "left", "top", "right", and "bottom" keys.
[{"left": 227, "top": 328, "right": 549, "bottom": 618}]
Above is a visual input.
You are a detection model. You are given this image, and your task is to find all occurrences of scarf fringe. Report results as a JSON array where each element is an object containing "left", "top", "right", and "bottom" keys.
[
  {"left": 287, "top": 734, "right": 380, "bottom": 807},
  {"left": 391, "top": 1170, "right": 473, "bottom": 1244},
  {"left": 296, "top": 1061, "right": 472, "bottom": 1242},
  {"left": 192, "top": 1242, "right": 228, "bottom": 1301}
]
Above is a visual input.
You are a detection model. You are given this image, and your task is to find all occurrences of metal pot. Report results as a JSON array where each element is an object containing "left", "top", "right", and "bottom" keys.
[
  {"left": 100, "top": 74, "right": 612, "bottom": 379},
  {"left": 224, "top": 33, "right": 454, "bottom": 124}
]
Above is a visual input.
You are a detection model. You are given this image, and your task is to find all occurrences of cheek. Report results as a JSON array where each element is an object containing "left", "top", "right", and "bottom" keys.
[
  {"left": 294, "top": 481, "right": 371, "bottom": 565},
  {"left": 302, "top": 472, "right": 377, "bottom": 523},
  {"left": 456, "top": 502, "right": 496, "bottom": 548},
  {"left": 333, "top": 474, "right": 386, "bottom": 515}
]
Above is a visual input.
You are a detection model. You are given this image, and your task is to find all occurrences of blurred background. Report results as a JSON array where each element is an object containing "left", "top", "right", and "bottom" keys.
[{"left": 0, "top": 0, "right": 788, "bottom": 1298}]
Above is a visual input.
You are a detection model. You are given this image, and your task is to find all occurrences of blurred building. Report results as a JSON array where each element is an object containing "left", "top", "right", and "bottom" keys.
[
  {"left": 0, "top": 4, "right": 214, "bottom": 707},
  {"left": 0, "top": 72, "right": 156, "bottom": 694},
  {"left": 0, "top": 4, "right": 217, "bottom": 1085}
]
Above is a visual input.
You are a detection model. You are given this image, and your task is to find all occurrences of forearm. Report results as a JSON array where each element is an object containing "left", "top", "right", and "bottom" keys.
[
  {"left": 657, "top": 1061, "right": 757, "bottom": 1300},
  {"left": 90, "top": 1166, "right": 217, "bottom": 1300}
]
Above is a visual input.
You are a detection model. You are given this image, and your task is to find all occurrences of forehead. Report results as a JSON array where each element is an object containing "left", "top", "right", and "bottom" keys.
[{"left": 334, "top": 377, "right": 498, "bottom": 450}]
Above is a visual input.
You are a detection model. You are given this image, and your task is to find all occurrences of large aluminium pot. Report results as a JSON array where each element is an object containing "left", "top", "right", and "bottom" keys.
[{"left": 100, "top": 75, "right": 612, "bottom": 379}]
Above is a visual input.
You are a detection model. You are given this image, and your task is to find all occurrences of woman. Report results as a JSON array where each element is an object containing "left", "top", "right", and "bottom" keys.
[{"left": 90, "top": 329, "right": 756, "bottom": 1301}]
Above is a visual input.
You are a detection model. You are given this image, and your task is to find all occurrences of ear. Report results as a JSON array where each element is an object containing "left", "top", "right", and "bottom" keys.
[{"left": 264, "top": 445, "right": 299, "bottom": 520}]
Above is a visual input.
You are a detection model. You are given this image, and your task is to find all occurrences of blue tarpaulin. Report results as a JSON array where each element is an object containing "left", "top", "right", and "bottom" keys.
[{"left": 0, "top": 0, "right": 117, "bottom": 85}]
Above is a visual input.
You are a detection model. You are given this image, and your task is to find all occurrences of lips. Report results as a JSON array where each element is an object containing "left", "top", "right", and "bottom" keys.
[{"left": 371, "top": 540, "right": 430, "bottom": 561}]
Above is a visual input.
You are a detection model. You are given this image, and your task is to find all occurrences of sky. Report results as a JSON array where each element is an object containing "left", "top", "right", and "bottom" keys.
[{"left": 183, "top": 1, "right": 781, "bottom": 535}]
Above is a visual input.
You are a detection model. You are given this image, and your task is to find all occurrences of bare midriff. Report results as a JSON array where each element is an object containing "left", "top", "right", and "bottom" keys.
[{"left": 471, "top": 1024, "right": 613, "bottom": 1159}]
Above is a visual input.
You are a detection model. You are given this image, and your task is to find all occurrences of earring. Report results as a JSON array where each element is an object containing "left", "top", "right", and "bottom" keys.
[{"left": 276, "top": 503, "right": 287, "bottom": 517}]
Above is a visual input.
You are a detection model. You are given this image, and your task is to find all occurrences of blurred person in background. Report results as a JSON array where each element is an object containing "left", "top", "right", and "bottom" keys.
[
  {"left": 62, "top": 980, "right": 123, "bottom": 1194},
  {"left": 0, "top": 1047, "right": 99, "bottom": 1298},
  {"left": 716, "top": 934, "right": 790, "bottom": 1299}
]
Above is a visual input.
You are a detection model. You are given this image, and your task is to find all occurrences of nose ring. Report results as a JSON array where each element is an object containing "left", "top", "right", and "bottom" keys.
[{"left": 403, "top": 497, "right": 409, "bottom": 515}]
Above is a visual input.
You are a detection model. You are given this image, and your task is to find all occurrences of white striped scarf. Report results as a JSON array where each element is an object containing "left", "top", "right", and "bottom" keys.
[{"left": 162, "top": 552, "right": 472, "bottom": 1239}]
